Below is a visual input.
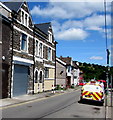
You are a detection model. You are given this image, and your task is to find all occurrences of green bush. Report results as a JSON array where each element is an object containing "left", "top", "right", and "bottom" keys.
[
  {"left": 71, "top": 85, "right": 75, "bottom": 89},
  {"left": 55, "top": 85, "right": 61, "bottom": 90}
]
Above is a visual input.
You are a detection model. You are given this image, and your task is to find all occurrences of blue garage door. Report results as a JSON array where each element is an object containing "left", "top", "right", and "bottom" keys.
[{"left": 13, "top": 65, "right": 28, "bottom": 97}]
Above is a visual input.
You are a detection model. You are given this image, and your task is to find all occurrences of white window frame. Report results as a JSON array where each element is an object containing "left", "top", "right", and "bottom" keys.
[
  {"left": 34, "top": 69, "right": 39, "bottom": 83},
  {"left": 39, "top": 42, "right": 43, "bottom": 58},
  {"left": 35, "top": 40, "right": 39, "bottom": 56},
  {"left": 48, "top": 47, "right": 51, "bottom": 61},
  {"left": 48, "top": 31, "right": 52, "bottom": 43},
  {"left": 20, "top": 33, "right": 28, "bottom": 53},
  {"left": 25, "top": 13, "right": 28, "bottom": 27},
  {"left": 44, "top": 67, "right": 49, "bottom": 78},
  {"left": 21, "top": 8, "right": 29, "bottom": 27},
  {"left": 21, "top": 11, "right": 24, "bottom": 25},
  {"left": 39, "top": 70, "right": 43, "bottom": 83}
]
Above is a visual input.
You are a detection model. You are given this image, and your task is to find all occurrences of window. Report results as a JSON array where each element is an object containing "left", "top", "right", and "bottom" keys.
[
  {"left": 39, "top": 71, "right": 43, "bottom": 83},
  {"left": 39, "top": 43, "right": 42, "bottom": 57},
  {"left": 36, "top": 40, "right": 38, "bottom": 56},
  {"left": 22, "top": 11, "right": 24, "bottom": 24},
  {"left": 48, "top": 47, "right": 51, "bottom": 60},
  {"left": 21, "top": 33, "right": 27, "bottom": 51},
  {"left": 45, "top": 67, "right": 49, "bottom": 78},
  {"left": 49, "top": 33, "right": 52, "bottom": 42},
  {"left": 35, "top": 70, "right": 38, "bottom": 83},
  {"left": 67, "top": 66, "right": 71, "bottom": 72},
  {"left": 21, "top": 10, "right": 29, "bottom": 27},
  {"left": 25, "top": 14, "right": 27, "bottom": 26}
]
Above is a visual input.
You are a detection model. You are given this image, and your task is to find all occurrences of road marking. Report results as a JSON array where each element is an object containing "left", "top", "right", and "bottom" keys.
[
  {"left": 1, "top": 89, "right": 81, "bottom": 110},
  {"left": 0, "top": 97, "right": 46, "bottom": 110}
]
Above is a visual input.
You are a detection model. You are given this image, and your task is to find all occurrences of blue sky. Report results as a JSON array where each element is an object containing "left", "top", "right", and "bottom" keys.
[
  {"left": 2, "top": 0, "right": 112, "bottom": 66},
  {"left": 28, "top": 1, "right": 111, "bottom": 66}
]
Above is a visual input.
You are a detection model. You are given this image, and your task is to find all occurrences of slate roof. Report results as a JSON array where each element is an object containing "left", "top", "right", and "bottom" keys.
[
  {"left": 59, "top": 56, "right": 78, "bottom": 68},
  {"left": 35, "top": 22, "right": 51, "bottom": 35},
  {"left": 73, "top": 61, "right": 79, "bottom": 69},
  {"left": 3, "top": 1, "right": 23, "bottom": 12},
  {"left": 59, "top": 56, "right": 72, "bottom": 65}
]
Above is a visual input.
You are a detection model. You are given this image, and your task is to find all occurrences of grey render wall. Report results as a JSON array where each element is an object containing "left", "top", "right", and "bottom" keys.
[{"left": 56, "top": 61, "right": 66, "bottom": 87}]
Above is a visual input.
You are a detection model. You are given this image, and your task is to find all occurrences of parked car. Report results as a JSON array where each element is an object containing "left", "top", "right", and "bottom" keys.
[{"left": 79, "top": 82, "right": 87, "bottom": 86}]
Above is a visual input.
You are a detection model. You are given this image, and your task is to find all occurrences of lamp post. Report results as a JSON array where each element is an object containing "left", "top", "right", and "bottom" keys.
[{"left": 106, "top": 49, "right": 110, "bottom": 95}]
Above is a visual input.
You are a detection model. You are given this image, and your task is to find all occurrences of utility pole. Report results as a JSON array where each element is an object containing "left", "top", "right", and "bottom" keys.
[
  {"left": 111, "top": 75, "right": 112, "bottom": 107},
  {"left": 106, "top": 49, "right": 110, "bottom": 95},
  {"left": 104, "top": 0, "right": 110, "bottom": 95}
]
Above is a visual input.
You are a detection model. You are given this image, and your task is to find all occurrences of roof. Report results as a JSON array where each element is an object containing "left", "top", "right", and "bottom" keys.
[
  {"left": 56, "top": 58, "right": 66, "bottom": 66},
  {"left": 35, "top": 22, "right": 51, "bottom": 35},
  {"left": 73, "top": 61, "right": 79, "bottom": 69},
  {"left": 3, "top": 1, "right": 23, "bottom": 12},
  {"left": 59, "top": 56, "right": 72, "bottom": 65},
  {"left": 59, "top": 56, "right": 79, "bottom": 69}
]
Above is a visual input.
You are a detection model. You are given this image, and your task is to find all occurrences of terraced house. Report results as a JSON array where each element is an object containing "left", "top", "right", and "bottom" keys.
[{"left": 1, "top": 1, "right": 56, "bottom": 98}]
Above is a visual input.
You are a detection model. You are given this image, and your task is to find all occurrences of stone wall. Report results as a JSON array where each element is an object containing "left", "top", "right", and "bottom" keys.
[{"left": 2, "top": 17, "right": 12, "bottom": 98}]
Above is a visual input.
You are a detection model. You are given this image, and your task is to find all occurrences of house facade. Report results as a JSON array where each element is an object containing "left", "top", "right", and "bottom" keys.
[
  {"left": 56, "top": 57, "right": 66, "bottom": 88},
  {"left": 1, "top": 1, "right": 55, "bottom": 98},
  {"left": 59, "top": 56, "right": 80, "bottom": 88},
  {"left": 1, "top": 2, "right": 12, "bottom": 98},
  {"left": 73, "top": 61, "right": 80, "bottom": 86}
]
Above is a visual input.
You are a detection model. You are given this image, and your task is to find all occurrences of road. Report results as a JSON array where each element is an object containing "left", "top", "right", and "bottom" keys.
[{"left": 2, "top": 89, "right": 106, "bottom": 119}]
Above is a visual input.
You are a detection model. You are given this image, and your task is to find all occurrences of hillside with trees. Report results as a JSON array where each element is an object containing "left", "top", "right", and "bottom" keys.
[{"left": 78, "top": 62, "right": 113, "bottom": 83}]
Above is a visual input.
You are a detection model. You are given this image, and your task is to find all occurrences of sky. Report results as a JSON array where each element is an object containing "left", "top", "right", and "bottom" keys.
[
  {"left": 2, "top": 0, "right": 112, "bottom": 66},
  {"left": 28, "top": 1, "right": 112, "bottom": 66}
]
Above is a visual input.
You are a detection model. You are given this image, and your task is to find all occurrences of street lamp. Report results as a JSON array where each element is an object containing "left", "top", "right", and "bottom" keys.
[{"left": 106, "top": 49, "right": 110, "bottom": 94}]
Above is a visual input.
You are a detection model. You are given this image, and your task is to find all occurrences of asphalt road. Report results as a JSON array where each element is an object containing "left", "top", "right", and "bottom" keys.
[{"left": 2, "top": 89, "right": 106, "bottom": 119}]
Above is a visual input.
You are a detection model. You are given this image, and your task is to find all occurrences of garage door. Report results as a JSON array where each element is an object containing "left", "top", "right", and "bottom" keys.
[{"left": 13, "top": 65, "right": 28, "bottom": 97}]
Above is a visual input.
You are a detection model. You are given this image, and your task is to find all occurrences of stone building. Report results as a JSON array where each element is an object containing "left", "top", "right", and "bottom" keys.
[
  {"left": 1, "top": 1, "right": 56, "bottom": 98},
  {"left": 1, "top": 2, "right": 12, "bottom": 98}
]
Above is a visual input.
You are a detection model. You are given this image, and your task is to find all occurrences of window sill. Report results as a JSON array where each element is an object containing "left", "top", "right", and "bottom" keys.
[{"left": 21, "top": 50, "right": 28, "bottom": 54}]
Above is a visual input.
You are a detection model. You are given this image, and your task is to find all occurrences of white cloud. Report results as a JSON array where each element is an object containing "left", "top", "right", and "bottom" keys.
[
  {"left": 30, "top": 2, "right": 110, "bottom": 19},
  {"left": 90, "top": 56, "right": 103, "bottom": 60},
  {"left": 51, "top": 20, "right": 61, "bottom": 33},
  {"left": 49, "top": 0, "right": 112, "bottom": 2},
  {"left": 30, "top": 2, "right": 111, "bottom": 41},
  {"left": 56, "top": 28, "right": 88, "bottom": 40},
  {"left": 86, "top": 26, "right": 103, "bottom": 31},
  {"left": 61, "top": 20, "right": 83, "bottom": 30},
  {"left": 30, "top": 5, "right": 74, "bottom": 19},
  {"left": 51, "top": 14, "right": 111, "bottom": 40},
  {"left": 84, "top": 14, "right": 111, "bottom": 29}
]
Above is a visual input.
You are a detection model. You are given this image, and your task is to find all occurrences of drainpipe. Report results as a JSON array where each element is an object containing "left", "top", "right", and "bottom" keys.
[
  {"left": 32, "top": 27, "right": 35, "bottom": 94},
  {"left": 9, "top": 10, "right": 16, "bottom": 98},
  {"left": 54, "top": 41, "right": 58, "bottom": 88},
  {"left": 10, "top": 19, "right": 13, "bottom": 98}
]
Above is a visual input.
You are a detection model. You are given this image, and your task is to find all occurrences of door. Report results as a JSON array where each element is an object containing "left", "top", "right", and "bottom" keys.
[
  {"left": 66, "top": 76, "right": 71, "bottom": 88},
  {"left": 2, "top": 63, "right": 9, "bottom": 98},
  {"left": 13, "top": 65, "right": 28, "bottom": 97}
]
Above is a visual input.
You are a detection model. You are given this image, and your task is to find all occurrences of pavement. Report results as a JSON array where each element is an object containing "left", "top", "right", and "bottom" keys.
[
  {"left": 0, "top": 87, "right": 80, "bottom": 108},
  {"left": 106, "top": 90, "right": 113, "bottom": 119}
]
